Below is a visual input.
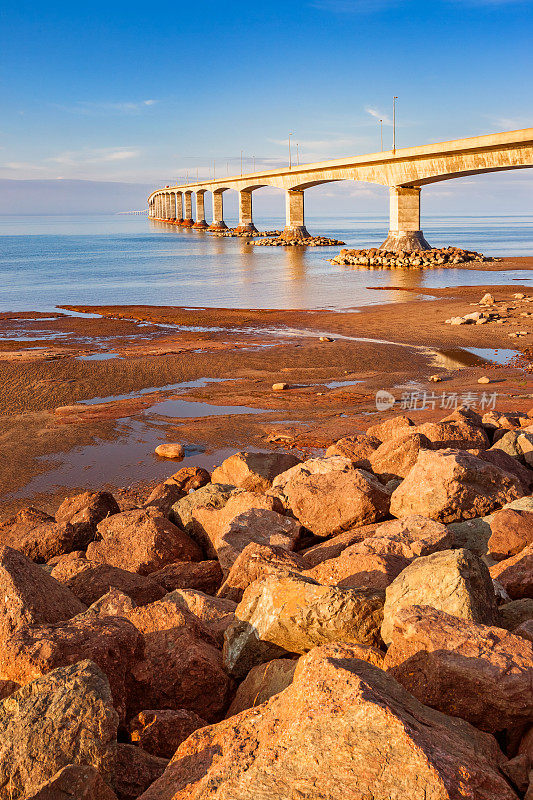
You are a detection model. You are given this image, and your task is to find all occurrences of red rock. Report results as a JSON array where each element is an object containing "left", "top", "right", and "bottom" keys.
[
  {"left": 325, "top": 433, "right": 381, "bottom": 466},
  {"left": 87, "top": 509, "right": 202, "bottom": 575},
  {"left": 488, "top": 508, "right": 533, "bottom": 561},
  {"left": 214, "top": 508, "right": 301, "bottom": 575},
  {"left": 144, "top": 481, "right": 186, "bottom": 516},
  {"left": 85, "top": 589, "right": 137, "bottom": 616},
  {"left": 413, "top": 419, "right": 490, "bottom": 450},
  {"left": 151, "top": 561, "right": 223, "bottom": 595},
  {"left": 366, "top": 414, "right": 414, "bottom": 440},
  {"left": 167, "top": 467, "right": 210, "bottom": 492},
  {"left": 0, "top": 546, "right": 86, "bottom": 644},
  {"left": 0, "top": 614, "right": 142, "bottom": 722},
  {"left": 217, "top": 543, "right": 305, "bottom": 603},
  {"left": 211, "top": 451, "right": 300, "bottom": 492},
  {"left": 138, "top": 643, "right": 517, "bottom": 800},
  {"left": 490, "top": 543, "right": 533, "bottom": 599},
  {"left": 369, "top": 432, "right": 434, "bottom": 481},
  {"left": 0, "top": 506, "right": 79, "bottom": 563},
  {"left": 515, "top": 619, "right": 533, "bottom": 641},
  {"left": 384, "top": 605, "right": 533, "bottom": 733},
  {"left": 56, "top": 560, "right": 166, "bottom": 606},
  {"left": 472, "top": 447, "right": 533, "bottom": 493},
  {"left": 367, "top": 515, "right": 455, "bottom": 558},
  {"left": 499, "top": 598, "right": 533, "bottom": 630},
  {"left": 299, "top": 522, "right": 380, "bottom": 569},
  {"left": 55, "top": 490, "right": 120, "bottom": 549},
  {"left": 0, "top": 679, "right": 19, "bottom": 700},
  {"left": 226, "top": 658, "right": 297, "bottom": 717},
  {"left": 304, "top": 547, "right": 408, "bottom": 589},
  {"left": 130, "top": 709, "right": 207, "bottom": 759},
  {"left": 165, "top": 589, "right": 236, "bottom": 646},
  {"left": 390, "top": 448, "right": 524, "bottom": 522},
  {"left": 103, "top": 743, "right": 168, "bottom": 800},
  {"left": 26, "top": 765, "right": 118, "bottom": 799},
  {"left": 126, "top": 598, "right": 232, "bottom": 721}
]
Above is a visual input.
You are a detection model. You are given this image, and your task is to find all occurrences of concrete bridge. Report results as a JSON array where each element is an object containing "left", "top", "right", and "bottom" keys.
[{"left": 147, "top": 128, "right": 533, "bottom": 251}]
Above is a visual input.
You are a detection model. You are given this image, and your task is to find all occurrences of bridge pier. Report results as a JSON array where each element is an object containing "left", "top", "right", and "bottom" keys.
[
  {"left": 236, "top": 190, "right": 257, "bottom": 233},
  {"left": 182, "top": 191, "right": 194, "bottom": 227},
  {"left": 170, "top": 193, "right": 177, "bottom": 221},
  {"left": 380, "top": 186, "right": 431, "bottom": 252},
  {"left": 176, "top": 192, "right": 183, "bottom": 224},
  {"left": 193, "top": 191, "right": 208, "bottom": 229},
  {"left": 163, "top": 194, "right": 172, "bottom": 220},
  {"left": 282, "top": 189, "right": 310, "bottom": 240},
  {"left": 208, "top": 190, "right": 228, "bottom": 230}
]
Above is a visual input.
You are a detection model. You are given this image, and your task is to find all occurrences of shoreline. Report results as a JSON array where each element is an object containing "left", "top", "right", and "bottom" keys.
[{"left": 0, "top": 254, "right": 532, "bottom": 518}]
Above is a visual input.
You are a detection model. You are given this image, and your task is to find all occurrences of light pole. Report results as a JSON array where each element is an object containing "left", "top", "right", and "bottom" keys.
[
  {"left": 253, "top": 155, "right": 256, "bottom": 171},
  {"left": 213, "top": 160, "right": 216, "bottom": 179},
  {"left": 296, "top": 143, "right": 300, "bottom": 166},
  {"left": 288, "top": 133, "right": 294, "bottom": 169},
  {"left": 379, "top": 119, "right": 383, "bottom": 151},
  {"left": 393, "top": 97, "right": 398, "bottom": 153},
  {"left": 240, "top": 150, "right": 243, "bottom": 176}
]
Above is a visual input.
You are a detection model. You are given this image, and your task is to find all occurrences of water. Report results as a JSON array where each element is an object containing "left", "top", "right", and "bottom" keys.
[{"left": 0, "top": 213, "right": 531, "bottom": 313}]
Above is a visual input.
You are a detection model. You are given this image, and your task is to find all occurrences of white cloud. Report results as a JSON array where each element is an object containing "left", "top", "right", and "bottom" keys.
[
  {"left": 365, "top": 107, "right": 392, "bottom": 126},
  {"left": 49, "top": 147, "right": 140, "bottom": 166},
  {"left": 53, "top": 100, "right": 158, "bottom": 115}
]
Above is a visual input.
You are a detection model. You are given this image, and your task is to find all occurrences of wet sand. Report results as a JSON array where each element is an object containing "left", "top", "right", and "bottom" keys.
[{"left": 1, "top": 255, "right": 532, "bottom": 520}]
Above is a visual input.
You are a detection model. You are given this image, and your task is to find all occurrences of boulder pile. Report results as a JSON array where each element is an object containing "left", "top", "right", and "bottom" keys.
[
  {"left": 331, "top": 245, "right": 496, "bottom": 269},
  {"left": 253, "top": 235, "right": 345, "bottom": 247},
  {"left": 1, "top": 408, "right": 533, "bottom": 798}
]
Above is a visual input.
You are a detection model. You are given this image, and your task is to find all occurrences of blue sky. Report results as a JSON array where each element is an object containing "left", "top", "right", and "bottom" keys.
[{"left": 0, "top": 0, "right": 532, "bottom": 212}]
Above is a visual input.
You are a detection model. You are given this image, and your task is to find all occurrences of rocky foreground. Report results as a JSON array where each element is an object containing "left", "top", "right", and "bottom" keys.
[{"left": 1, "top": 406, "right": 533, "bottom": 798}]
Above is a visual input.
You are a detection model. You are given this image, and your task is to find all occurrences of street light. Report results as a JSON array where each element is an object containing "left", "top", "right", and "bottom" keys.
[
  {"left": 296, "top": 143, "right": 300, "bottom": 166},
  {"left": 241, "top": 150, "right": 243, "bottom": 176},
  {"left": 253, "top": 155, "right": 256, "bottom": 171},
  {"left": 379, "top": 119, "right": 383, "bottom": 151},
  {"left": 288, "top": 133, "right": 294, "bottom": 169},
  {"left": 393, "top": 97, "right": 398, "bottom": 153}
]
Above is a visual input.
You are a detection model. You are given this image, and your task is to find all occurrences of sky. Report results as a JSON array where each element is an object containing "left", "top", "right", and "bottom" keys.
[{"left": 0, "top": 0, "right": 532, "bottom": 214}]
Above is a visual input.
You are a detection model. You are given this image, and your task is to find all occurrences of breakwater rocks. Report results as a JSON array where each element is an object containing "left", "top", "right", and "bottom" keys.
[
  {"left": 331, "top": 246, "right": 497, "bottom": 269},
  {"left": 210, "top": 229, "right": 283, "bottom": 239},
  {"left": 253, "top": 235, "right": 345, "bottom": 247},
  {"left": 2, "top": 407, "right": 533, "bottom": 797}
]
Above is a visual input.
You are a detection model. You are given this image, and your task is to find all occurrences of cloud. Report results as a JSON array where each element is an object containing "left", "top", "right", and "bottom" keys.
[
  {"left": 49, "top": 147, "right": 140, "bottom": 166},
  {"left": 365, "top": 107, "right": 392, "bottom": 125},
  {"left": 53, "top": 100, "right": 157, "bottom": 115}
]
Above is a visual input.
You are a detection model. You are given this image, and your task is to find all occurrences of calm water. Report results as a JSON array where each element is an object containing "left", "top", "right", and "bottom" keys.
[{"left": 0, "top": 213, "right": 532, "bottom": 312}]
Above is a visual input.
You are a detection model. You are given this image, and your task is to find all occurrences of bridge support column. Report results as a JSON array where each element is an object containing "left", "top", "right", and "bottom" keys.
[
  {"left": 165, "top": 194, "right": 174, "bottom": 220},
  {"left": 176, "top": 192, "right": 183, "bottom": 224},
  {"left": 193, "top": 191, "right": 208, "bottom": 229},
  {"left": 170, "top": 193, "right": 177, "bottom": 221},
  {"left": 209, "top": 191, "right": 228, "bottom": 230},
  {"left": 380, "top": 186, "right": 431, "bottom": 252},
  {"left": 236, "top": 190, "right": 257, "bottom": 233},
  {"left": 282, "top": 189, "right": 310, "bottom": 240},
  {"left": 182, "top": 191, "right": 194, "bottom": 227}
]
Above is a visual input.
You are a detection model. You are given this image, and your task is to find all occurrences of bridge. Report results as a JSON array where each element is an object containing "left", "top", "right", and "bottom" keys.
[{"left": 147, "top": 128, "right": 533, "bottom": 251}]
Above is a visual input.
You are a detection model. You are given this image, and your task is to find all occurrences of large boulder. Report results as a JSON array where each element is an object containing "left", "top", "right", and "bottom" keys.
[
  {"left": 129, "top": 709, "right": 207, "bottom": 759},
  {"left": 488, "top": 508, "right": 533, "bottom": 561},
  {"left": 226, "top": 658, "right": 297, "bottom": 717},
  {"left": 500, "top": 598, "right": 533, "bottom": 631},
  {"left": 366, "top": 414, "right": 414, "bottom": 440},
  {"left": 214, "top": 508, "right": 301, "bottom": 575},
  {"left": 390, "top": 448, "right": 524, "bottom": 523},
  {"left": 55, "top": 490, "right": 120, "bottom": 549},
  {"left": 223, "top": 574, "right": 384, "bottom": 678},
  {"left": 100, "top": 743, "right": 168, "bottom": 800},
  {"left": 53, "top": 559, "right": 166, "bottom": 606},
  {"left": 164, "top": 589, "right": 236, "bottom": 646},
  {"left": 0, "top": 660, "right": 118, "bottom": 800},
  {"left": 151, "top": 561, "right": 222, "bottom": 595},
  {"left": 137, "top": 643, "right": 517, "bottom": 800},
  {"left": 369, "top": 432, "right": 434, "bottom": 482},
  {"left": 490, "top": 429, "right": 533, "bottom": 465},
  {"left": 0, "top": 546, "right": 85, "bottom": 644},
  {"left": 211, "top": 451, "right": 300, "bottom": 493},
  {"left": 26, "top": 766, "right": 118, "bottom": 800},
  {"left": 0, "top": 508, "right": 77, "bottom": 563},
  {"left": 412, "top": 419, "right": 489, "bottom": 450},
  {"left": 217, "top": 543, "right": 305, "bottom": 603},
  {"left": 144, "top": 469, "right": 210, "bottom": 516},
  {"left": 472, "top": 447, "right": 533, "bottom": 493},
  {"left": 299, "top": 522, "right": 380, "bottom": 569},
  {"left": 270, "top": 456, "right": 390, "bottom": 537},
  {"left": 304, "top": 546, "right": 408, "bottom": 589},
  {"left": 490, "top": 542, "right": 533, "bottom": 599},
  {"left": 125, "top": 598, "right": 232, "bottom": 722},
  {"left": 384, "top": 605, "right": 533, "bottom": 733},
  {"left": 325, "top": 433, "right": 381, "bottom": 466},
  {"left": 86, "top": 509, "right": 202, "bottom": 575},
  {"left": 381, "top": 548, "right": 499, "bottom": 644},
  {"left": 0, "top": 614, "right": 142, "bottom": 722}
]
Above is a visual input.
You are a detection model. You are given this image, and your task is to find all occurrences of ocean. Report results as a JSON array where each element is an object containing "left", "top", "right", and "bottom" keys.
[{"left": 0, "top": 213, "right": 532, "bottom": 313}]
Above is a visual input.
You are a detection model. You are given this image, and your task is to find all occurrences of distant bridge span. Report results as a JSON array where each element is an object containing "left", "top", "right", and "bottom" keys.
[{"left": 148, "top": 128, "right": 533, "bottom": 250}]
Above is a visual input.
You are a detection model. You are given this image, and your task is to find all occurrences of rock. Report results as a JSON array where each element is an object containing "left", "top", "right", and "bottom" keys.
[
  {"left": 429, "top": 374, "right": 442, "bottom": 382},
  {"left": 384, "top": 605, "right": 533, "bottom": 732},
  {"left": 87, "top": 509, "right": 202, "bottom": 575},
  {"left": 167, "top": 467, "right": 211, "bottom": 493},
  {"left": 0, "top": 679, "right": 19, "bottom": 700},
  {"left": 488, "top": 508, "right": 533, "bottom": 561},
  {"left": 478, "top": 376, "right": 491, "bottom": 384},
  {"left": 223, "top": 574, "right": 384, "bottom": 678},
  {"left": 381, "top": 548, "right": 499, "bottom": 644},
  {"left": 0, "top": 508, "right": 78, "bottom": 563},
  {"left": 490, "top": 543, "right": 533, "bottom": 599},
  {"left": 304, "top": 546, "right": 408, "bottom": 589},
  {"left": 325, "top": 433, "right": 381, "bottom": 466},
  {"left": 368, "top": 432, "right": 434, "bottom": 481},
  {"left": 138, "top": 643, "right": 517, "bottom": 800},
  {"left": 54, "top": 560, "right": 166, "bottom": 606},
  {"left": 271, "top": 382, "right": 289, "bottom": 390},
  {"left": 151, "top": 560, "right": 223, "bottom": 595},
  {"left": 214, "top": 508, "right": 301, "bottom": 575},
  {"left": 226, "top": 658, "right": 297, "bottom": 717},
  {"left": 155, "top": 443, "right": 185, "bottom": 459},
  {"left": 101, "top": 743, "right": 168, "bottom": 800},
  {"left": 366, "top": 415, "right": 414, "bottom": 440},
  {"left": 0, "top": 546, "right": 86, "bottom": 644},
  {"left": 271, "top": 457, "right": 390, "bottom": 537},
  {"left": 217, "top": 543, "right": 305, "bottom": 603},
  {"left": 211, "top": 451, "right": 300, "bottom": 493},
  {"left": 390, "top": 448, "right": 523, "bottom": 523},
  {"left": 472, "top": 447, "right": 533, "bottom": 493},
  {"left": 0, "top": 660, "right": 118, "bottom": 800},
  {"left": 500, "top": 599, "right": 533, "bottom": 630},
  {"left": 130, "top": 709, "right": 207, "bottom": 759},
  {"left": 26, "top": 765, "right": 118, "bottom": 800},
  {"left": 299, "top": 522, "right": 380, "bottom": 569},
  {"left": 480, "top": 292, "right": 495, "bottom": 305},
  {"left": 143, "top": 481, "right": 185, "bottom": 516},
  {"left": 126, "top": 598, "right": 232, "bottom": 722},
  {"left": 0, "top": 614, "right": 142, "bottom": 722},
  {"left": 85, "top": 589, "right": 136, "bottom": 617},
  {"left": 412, "top": 419, "right": 489, "bottom": 450},
  {"left": 164, "top": 589, "right": 236, "bottom": 646},
  {"left": 55, "top": 491, "right": 120, "bottom": 549},
  {"left": 490, "top": 430, "right": 533, "bottom": 465},
  {"left": 515, "top": 619, "right": 533, "bottom": 641}
]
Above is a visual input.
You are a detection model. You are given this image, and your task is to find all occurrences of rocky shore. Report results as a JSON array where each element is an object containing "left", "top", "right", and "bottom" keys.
[
  {"left": 331, "top": 245, "right": 497, "bottom": 268},
  {"left": 1, "top": 402, "right": 533, "bottom": 798},
  {"left": 253, "top": 234, "right": 345, "bottom": 247}
]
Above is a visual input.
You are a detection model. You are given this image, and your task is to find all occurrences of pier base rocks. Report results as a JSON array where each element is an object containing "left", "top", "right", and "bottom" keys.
[
  {"left": 137, "top": 644, "right": 517, "bottom": 800},
  {"left": 331, "top": 245, "right": 493, "bottom": 269}
]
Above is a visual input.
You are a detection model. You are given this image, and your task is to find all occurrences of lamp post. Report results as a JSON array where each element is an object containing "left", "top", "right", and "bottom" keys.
[
  {"left": 240, "top": 150, "right": 243, "bottom": 176},
  {"left": 253, "top": 155, "right": 256, "bottom": 171},
  {"left": 379, "top": 119, "right": 383, "bottom": 151},
  {"left": 296, "top": 143, "right": 300, "bottom": 165},
  {"left": 288, "top": 133, "right": 294, "bottom": 169},
  {"left": 213, "top": 160, "right": 216, "bottom": 180},
  {"left": 393, "top": 97, "right": 398, "bottom": 153}
]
